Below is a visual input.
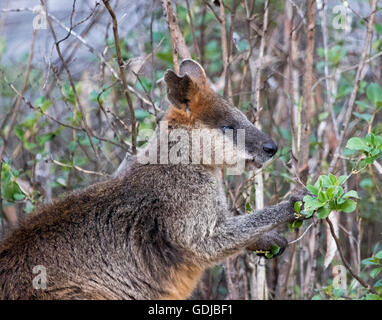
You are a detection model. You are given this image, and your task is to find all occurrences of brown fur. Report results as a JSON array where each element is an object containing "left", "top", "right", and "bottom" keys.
[{"left": 161, "top": 265, "right": 204, "bottom": 300}]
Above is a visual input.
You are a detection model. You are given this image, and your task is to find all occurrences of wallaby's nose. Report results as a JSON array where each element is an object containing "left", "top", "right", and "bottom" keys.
[{"left": 263, "top": 141, "right": 278, "bottom": 157}]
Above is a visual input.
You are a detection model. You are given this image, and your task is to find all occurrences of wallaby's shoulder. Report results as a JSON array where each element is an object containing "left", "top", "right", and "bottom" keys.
[{"left": 1, "top": 159, "right": 220, "bottom": 250}]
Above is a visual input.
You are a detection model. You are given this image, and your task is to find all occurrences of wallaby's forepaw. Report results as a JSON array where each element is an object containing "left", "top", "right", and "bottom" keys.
[
  {"left": 289, "top": 189, "right": 308, "bottom": 203},
  {"left": 288, "top": 189, "right": 310, "bottom": 220},
  {"left": 246, "top": 230, "right": 288, "bottom": 259}
]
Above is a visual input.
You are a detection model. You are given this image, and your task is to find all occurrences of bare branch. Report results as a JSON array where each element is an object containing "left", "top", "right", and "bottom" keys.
[
  {"left": 102, "top": 0, "right": 137, "bottom": 154},
  {"left": 161, "top": 0, "right": 191, "bottom": 73}
]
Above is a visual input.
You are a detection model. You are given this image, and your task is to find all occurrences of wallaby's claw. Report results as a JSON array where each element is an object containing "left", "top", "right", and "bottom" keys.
[
  {"left": 294, "top": 212, "right": 305, "bottom": 220},
  {"left": 246, "top": 230, "right": 288, "bottom": 259},
  {"left": 289, "top": 189, "right": 309, "bottom": 203}
]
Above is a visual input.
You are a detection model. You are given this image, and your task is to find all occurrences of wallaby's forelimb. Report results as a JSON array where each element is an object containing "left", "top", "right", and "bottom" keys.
[{"left": 180, "top": 200, "right": 296, "bottom": 264}]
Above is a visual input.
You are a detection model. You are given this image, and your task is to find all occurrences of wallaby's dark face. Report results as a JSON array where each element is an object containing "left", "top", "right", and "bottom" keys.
[{"left": 164, "top": 59, "right": 277, "bottom": 169}]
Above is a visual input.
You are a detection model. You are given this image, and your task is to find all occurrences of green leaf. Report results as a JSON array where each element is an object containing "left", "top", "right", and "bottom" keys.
[
  {"left": 370, "top": 267, "right": 381, "bottom": 279},
  {"left": 318, "top": 111, "right": 329, "bottom": 121},
  {"left": 303, "top": 195, "right": 324, "bottom": 210},
  {"left": 328, "top": 45, "right": 346, "bottom": 66},
  {"left": 360, "top": 178, "right": 373, "bottom": 189},
  {"left": 317, "top": 207, "right": 331, "bottom": 219},
  {"left": 34, "top": 97, "right": 52, "bottom": 112},
  {"left": 375, "top": 23, "right": 382, "bottom": 35},
  {"left": 135, "top": 109, "right": 150, "bottom": 120},
  {"left": 333, "top": 186, "right": 345, "bottom": 198},
  {"left": 355, "top": 100, "right": 372, "bottom": 111},
  {"left": 302, "top": 209, "right": 314, "bottom": 218},
  {"left": 20, "top": 115, "right": 37, "bottom": 130},
  {"left": 343, "top": 190, "right": 359, "bottom": 199},
  {"left": 24, "top": 202, "right": 35, "bottom": 214},
  {"left": 333, "top": 288, "right": 344, "bottom": 299},
  {"left": 328, "top": 173, "right": 337, "bottom": 185},
  {"left": 326, "top": 186, "right": 335, "bottom": 198},
  {"left": 365, "top": 294, "right": 382, "bottom": 300},
  {"left": 265, "top": 244, "right": 281, "bottom": 259},
  {"left": 294, "top": 201, "right": 302, "bottom": 214},
  {"left": 36, "top": 132, "right": 56, "bottom": 145},
  {"left": 306, "top": 184, "right": 319, "bottom": 195},
  {"left": 346, "top": 137, "right": 368, "bottom": 151},
  {"left": 316, "top": 175, "right": 331, "bottom": 188},
  {"left": 322, "top": 175, "right": 332, "bottom": 188},
  {"left": 1, "top": 162, "right": 24, "bottom": 203},
  {"left": 290, "top": 220, "right": 303, "bottom": 230},
  {"left": 376, "top": 251, "right": 382, "bottom": 259},
  {"left": 13, "top": 193, "right": 25, "bottom": 201},
  {"left": 353, "top": 112, "right": 372, "bottom": 122},
  {"left": 318, "top": 191, "right": 327, "bottom": 203},
  {"left": 367, "top": 83, "right": 382, "bottom": 108},
  {"left": 362, "top": 257, "right": 380, "bottom": 265},
  {"left": 317, "top": 47, "right": 325, "bottom": 57},
  {"left": 338, "top": 199, "right": 357, "bottom": 213},
  {"left": 14, "top": 126, "right": 25, "bottom": 142},
  {"left": 338, "top": 175, "right": 348, "bottom": 185}
]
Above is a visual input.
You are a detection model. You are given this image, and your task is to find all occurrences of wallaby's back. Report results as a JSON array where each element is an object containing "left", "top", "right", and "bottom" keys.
[{"left": 0, "top": 161, "right": 221, "bottom": 299}]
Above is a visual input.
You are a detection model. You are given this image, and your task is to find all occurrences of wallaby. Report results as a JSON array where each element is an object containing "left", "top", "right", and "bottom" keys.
[{"left": 0, "top": 59, "right": 303, "bottom": 300}]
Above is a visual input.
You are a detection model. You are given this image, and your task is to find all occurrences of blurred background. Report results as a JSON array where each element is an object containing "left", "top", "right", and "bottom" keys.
[{"left": 0, "top": 0, "right": 381, "bottom": 300}]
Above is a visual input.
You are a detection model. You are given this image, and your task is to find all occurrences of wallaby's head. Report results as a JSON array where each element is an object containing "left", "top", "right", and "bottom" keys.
[{"left": 163, "top": 59, "right": 277, "bottom": 170}]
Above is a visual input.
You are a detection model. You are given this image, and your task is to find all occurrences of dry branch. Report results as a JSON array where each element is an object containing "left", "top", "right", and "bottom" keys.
[
  {"left": 161, "top": 0, "right": 191, "bottom": 73},
  {"left": 102, "top": 0, "right": 137, "bottom": 154},
  {"left": 326, "top": 217, "right": 377, "bottom": 295}
]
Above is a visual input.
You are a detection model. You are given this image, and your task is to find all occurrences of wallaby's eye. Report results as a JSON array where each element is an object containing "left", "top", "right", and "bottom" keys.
[{"left": 221, "top": 125, "right": 234, "bottom": 133}]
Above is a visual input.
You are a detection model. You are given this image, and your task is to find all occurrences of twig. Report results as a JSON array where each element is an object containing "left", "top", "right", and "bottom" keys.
[
  {"left": 102, "top": 0, "right": 137, "bottom": 154},
  {"left": 132, "top": 71, "right": 160, "bottom": 114},
  {"left": 326, "top": 217, "right": 377, "bottom": 294},
  {"left": 52, "top": 159, "right": 109, "bottom": 177},
  {"left": 56, "top": 0, "right": 77, "bottom": 47},
  {"left": 286, "top": 0, "right": 307, "bottom": 26},
  {"left": 161, "top": 0, "right": 191, "bottom": 73},
  {"left": 289, "top": 222, "right": 315, "bottom": 244},
  {"left": 185, "top": 0, "right": 201, "bottom": 61},
  {"left": 202, "top": 0, "right": 222, "bottom": 23},
  {"left": 299, "top": 0, "right": 315, "bottom": 184},
  {"left": 317, "top": 0, "right": 339, "bottom": 140},
  {"left": 218, "top": 0, "right": 233, "bottom": 101}
]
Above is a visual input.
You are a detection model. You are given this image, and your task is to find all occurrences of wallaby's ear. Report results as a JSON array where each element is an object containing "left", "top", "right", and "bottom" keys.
[
  {"left": 164, "top": 59, "right": 207, "bottom": 109},
  {"left": 164, "top": 70, "right": 192, "bottom": 108},
  {"left": 179, "top": 59, "right": 207, "bottom": 86}
]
